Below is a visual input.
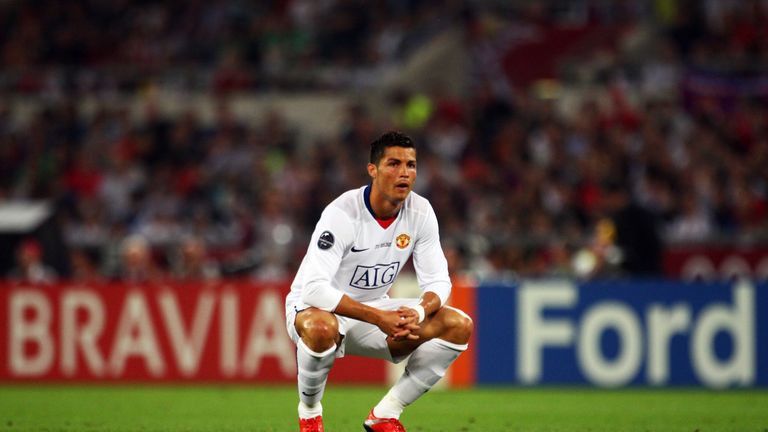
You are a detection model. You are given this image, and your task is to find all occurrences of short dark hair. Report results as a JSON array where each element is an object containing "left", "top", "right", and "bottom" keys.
[{"left": 370, "top": 131, "right": 415, "bottom": 164}]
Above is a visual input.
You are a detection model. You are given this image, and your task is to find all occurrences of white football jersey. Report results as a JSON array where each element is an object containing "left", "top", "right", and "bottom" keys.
[{"left": 286, "top": 185, "right": 451, "bottom": 314}]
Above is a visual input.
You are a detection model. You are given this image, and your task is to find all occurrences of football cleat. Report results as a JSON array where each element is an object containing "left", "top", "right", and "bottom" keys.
[
  {"left": 363, "top": 409, "right": 406, "bottom": 432},
  {"left": 299, "top": 415, "right": 324, "bottom": 432}
]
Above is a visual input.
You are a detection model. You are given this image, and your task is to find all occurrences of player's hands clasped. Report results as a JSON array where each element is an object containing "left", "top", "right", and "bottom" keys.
[{"left": 378, "top": 308, "right": 420, "bottom": 341}]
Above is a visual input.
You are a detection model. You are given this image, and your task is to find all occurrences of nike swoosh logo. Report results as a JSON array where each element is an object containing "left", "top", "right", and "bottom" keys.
[
  {"left": 302, "top": 391, "right": 320, "bottom": 397},
  {"left": 351, "top": 246, "right": 369, "bottom": 252}
]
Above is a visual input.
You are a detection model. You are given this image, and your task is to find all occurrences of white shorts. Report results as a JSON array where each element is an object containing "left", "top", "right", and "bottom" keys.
[{"left": 285, "top": 297, "right": 420, "bottom": 362}]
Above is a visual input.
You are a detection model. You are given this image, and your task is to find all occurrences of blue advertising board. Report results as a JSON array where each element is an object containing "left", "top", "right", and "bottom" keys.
[{"left": 476, "top": 280, "right": 767, "bottom": 387}]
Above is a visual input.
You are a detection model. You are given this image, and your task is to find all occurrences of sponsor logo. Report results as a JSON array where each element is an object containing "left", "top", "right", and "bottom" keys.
[
  {"left": 350, "top": 262, "right": 401, "bottom": 289},
  {"left": 395, "top": 234, "right": 410, "bottom": 249},
  {"left": 4, "top": 286, "right": 296, "bottom": 380},
  {"left": 351, "top": 246, "right": 369, "bottom": 253},
  {"left": 516, "top": 280, "right": 756, "bottom": 388},
  {"left": 317, "top": 231, "right": 334, "bottom": 250}
]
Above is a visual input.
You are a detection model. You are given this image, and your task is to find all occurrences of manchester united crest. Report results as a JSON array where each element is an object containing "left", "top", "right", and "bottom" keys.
[{"left": 396, "top": 233, "right": 410, "bottom": 249}]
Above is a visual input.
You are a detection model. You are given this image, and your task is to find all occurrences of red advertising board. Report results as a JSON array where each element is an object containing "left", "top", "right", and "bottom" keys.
[
  {"left": 664, "top": 246, "right": 768, "bottom": 280},
  {"left": 0, "top": 280, "right": 385, "bottom": 383}
]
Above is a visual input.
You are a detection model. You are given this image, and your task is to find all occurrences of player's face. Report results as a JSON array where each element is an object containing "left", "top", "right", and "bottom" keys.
[{"left": 369, "top": 146, "right": 417, "bottom": 202}]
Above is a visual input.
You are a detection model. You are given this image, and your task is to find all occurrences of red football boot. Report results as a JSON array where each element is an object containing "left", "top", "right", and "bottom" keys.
[
  {"left": 363, "top": 409, "right": 406, "bottom": 432},
  {"left": 299, "top": 415, "right": 324, "bottom": 432}
]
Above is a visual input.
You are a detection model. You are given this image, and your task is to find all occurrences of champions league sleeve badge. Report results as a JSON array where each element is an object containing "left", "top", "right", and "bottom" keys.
[{"left": 317, "top": 231, "right": 335, "bottom": 250}]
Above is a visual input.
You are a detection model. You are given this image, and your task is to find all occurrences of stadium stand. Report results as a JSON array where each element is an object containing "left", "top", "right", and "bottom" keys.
[{"left": 0, "top": 0, "right": 766, "bottom": 281}]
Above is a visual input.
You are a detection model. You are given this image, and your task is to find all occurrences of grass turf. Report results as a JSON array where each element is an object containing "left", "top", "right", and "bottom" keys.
[{"left": 0, "top": 385, "right": 766, "bottom": 431}]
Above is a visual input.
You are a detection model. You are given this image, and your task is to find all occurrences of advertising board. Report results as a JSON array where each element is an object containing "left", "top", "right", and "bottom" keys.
[
  {"left": 476, "top": 280, "right": 767, "bottom": 387},
  {"left": 0, "top": 281, "right": 385, "bottom": 383}
]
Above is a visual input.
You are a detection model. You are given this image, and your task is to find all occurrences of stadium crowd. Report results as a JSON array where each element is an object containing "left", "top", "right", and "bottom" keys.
[
  {"left": 1, "top": 0, "right": 767, "bottom": 282},
  {"left": 0, "top": 0, "right": 459, "bottom": 93}
]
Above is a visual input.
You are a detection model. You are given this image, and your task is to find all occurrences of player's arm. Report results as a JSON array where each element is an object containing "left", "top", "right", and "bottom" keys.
[
  {"left": 410, "top": 291, "right": 441, "bottom": 320},
  {"left": 299, "top": 206, "right": 353, "bottom": 311},
  {"left": 409, "top": 203, "right": 452, "bottom": 322}
]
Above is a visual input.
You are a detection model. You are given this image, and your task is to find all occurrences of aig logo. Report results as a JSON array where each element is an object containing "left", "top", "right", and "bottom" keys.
[{"left": 350, "top": 262, "right": 401, "bottom": 290}]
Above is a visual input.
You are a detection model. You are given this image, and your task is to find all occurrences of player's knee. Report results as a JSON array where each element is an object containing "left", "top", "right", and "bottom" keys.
[
  {"left": 443, "top": 308, "right": 473, "bottom": 345},
  {"left": 297, "top": 311, "right": 339, "bottom": 352}
]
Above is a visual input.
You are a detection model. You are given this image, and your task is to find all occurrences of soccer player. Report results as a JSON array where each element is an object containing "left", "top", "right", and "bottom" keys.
[{"left": 285, "top": 131, "right": 473, "bottom": 432}]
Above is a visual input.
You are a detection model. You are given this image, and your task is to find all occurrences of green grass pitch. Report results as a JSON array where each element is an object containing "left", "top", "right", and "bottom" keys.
[{"left": 0, "top": 385, "right": 766, "bottom": 431}]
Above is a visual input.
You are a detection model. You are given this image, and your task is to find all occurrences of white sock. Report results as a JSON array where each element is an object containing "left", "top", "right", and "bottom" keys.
[
  {"left": 373, "top": 338, "right": 467, "bottom": 419},
  {"left": 298, "top": 401, "right": 323, "bottom": 419},
  {"left": 296, "top": 339, "right": 336, "bottom": 418}
]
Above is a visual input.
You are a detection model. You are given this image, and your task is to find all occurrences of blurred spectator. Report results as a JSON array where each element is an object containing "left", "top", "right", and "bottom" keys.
[
  {"left": 600, "top": 181, "right": 663, "bottom": 276},
  {"left": 117, "top": 235, "right": 165, "bottom": 283},
  {"left": 8, "top": 239, "right": 58, "bottom": 284},
  {"left": 69, "top": 248, "right": 104, "bottom": 282},
  {"left": 666, "top": 192, "right": 714, "bottom": 242},
  {"left": 171, "top": 236, "right": 220, "bottom": 281}
]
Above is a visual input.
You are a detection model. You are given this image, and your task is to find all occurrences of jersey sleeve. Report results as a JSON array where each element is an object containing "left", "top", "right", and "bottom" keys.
[
  {"left": 412, "top": 203, "right": 452, "bottom": 306},
  {"left": 299, "top": 205, "right": 355, "bottom": 311}
]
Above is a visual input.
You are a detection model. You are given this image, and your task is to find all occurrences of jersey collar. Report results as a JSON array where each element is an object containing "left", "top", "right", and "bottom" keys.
[{"left": 364, "top": 184, "right": 399, "bottom": 228}]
